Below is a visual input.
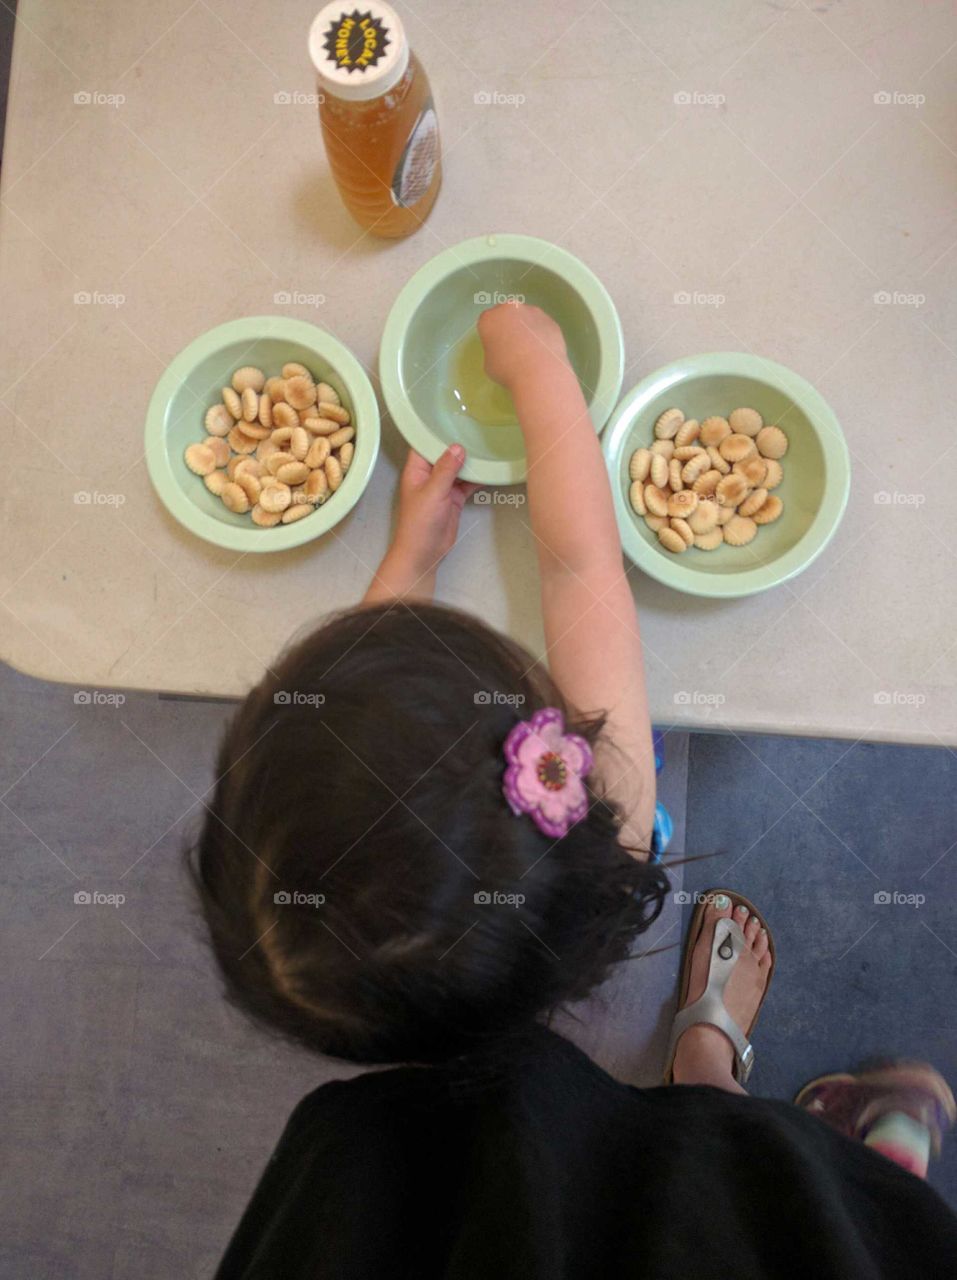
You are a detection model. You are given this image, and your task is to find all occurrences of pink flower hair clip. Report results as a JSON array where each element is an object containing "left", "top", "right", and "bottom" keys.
[{"left": 501, "top": 707, "right": 593, "bottom": 839}]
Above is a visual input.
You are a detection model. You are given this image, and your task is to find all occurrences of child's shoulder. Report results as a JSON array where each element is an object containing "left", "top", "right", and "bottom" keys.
[{"left": 283, "top": 1062, "right": 442, "bottom": 1140}]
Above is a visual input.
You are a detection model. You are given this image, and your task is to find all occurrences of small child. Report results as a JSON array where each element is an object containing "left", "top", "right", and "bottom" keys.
[
  {"left": 193, "top": 303, "right": 667, "bottom": 1065},
  {"left": 193, "top": 307, "right": 957, "bottom": 1280}
]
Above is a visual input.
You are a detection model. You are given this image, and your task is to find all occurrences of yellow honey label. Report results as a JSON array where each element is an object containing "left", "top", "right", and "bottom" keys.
[{"left": 321, "top": 9, "right": 391, "bottom": 73}]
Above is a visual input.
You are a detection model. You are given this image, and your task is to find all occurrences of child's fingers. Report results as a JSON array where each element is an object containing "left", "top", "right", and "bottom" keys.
[
  {"left": 447, "top": 481, "right": 478, "bottom": 513},
  {"left": 401, "top": 449, "right": 433, "bottom": 490},
  {"left": 425, "top": 444, "right": 466, "bottom": 497}
]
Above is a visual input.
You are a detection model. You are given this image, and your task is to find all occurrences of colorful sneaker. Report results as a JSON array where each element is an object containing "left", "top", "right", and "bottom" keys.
[{"left": 794, "top": 1060, "right": 956, "bottom": 1158}]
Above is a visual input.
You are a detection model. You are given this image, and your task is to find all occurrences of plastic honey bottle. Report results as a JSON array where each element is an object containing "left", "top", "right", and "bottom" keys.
[{"left": 309, "top": 3, "right": 441, "bottom": 238}]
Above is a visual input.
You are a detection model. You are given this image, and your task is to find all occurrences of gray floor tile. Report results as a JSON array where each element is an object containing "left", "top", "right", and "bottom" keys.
[
  {"left": 109, "top": 1232, "right": 225, "bottom": 1280},
  {"left": 0, "top": 1238, "right": 113, "bottom": 1280},
  {"left": 0, "top": 659, "right": 356, "bottom": 1272}
]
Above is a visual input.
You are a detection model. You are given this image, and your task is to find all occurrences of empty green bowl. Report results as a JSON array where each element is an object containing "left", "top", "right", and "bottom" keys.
[
  {"left": 145, "top": 317, "right": 379, "bottom": 553},
  {"left": 379, "top": 234, "right": 624, "bottom": 485},
  {"left": 603, "top": 353, "right": 851, "bottom": 598}
]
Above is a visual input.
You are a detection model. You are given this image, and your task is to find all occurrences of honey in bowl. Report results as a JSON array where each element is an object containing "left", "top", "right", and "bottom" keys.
[{"left": 445, "top": 330, "right": 517, "bottom": 427}]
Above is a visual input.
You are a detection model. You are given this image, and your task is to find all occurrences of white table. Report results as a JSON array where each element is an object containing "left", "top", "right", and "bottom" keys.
[{"left": 1, "top": 0, "right": 954, "bottom": 746}]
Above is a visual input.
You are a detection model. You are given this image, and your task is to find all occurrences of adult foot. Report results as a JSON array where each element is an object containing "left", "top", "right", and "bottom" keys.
[{"left": 671, "top": 893, "right": 773, "bottom": 1093}]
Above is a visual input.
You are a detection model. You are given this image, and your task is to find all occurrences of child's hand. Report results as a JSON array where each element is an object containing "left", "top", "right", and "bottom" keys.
[
  {"left": 364, "top": 448, "right": 477, "bottom": 605},
  {"left": 477, "top": 303, "right": 569, "bottom": 392},
  {"left": 392, "top": 446, "right": 478, "bottom": 576}
]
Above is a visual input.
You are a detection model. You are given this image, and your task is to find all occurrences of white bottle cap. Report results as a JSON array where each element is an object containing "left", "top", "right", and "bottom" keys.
[{"left": 309, "top": 3, "right": 410, "bottom": 102}]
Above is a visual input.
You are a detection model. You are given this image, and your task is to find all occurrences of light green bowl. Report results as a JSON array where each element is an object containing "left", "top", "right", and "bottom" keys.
[
  {"left": 379, "top": 234, "right": 624, "bottom": 485},
  {"left": 145, "top": 317, "right": 379, "bottom": 553},
  {"left": 603, "top": 353, "right": 851, "bottom": 598}
]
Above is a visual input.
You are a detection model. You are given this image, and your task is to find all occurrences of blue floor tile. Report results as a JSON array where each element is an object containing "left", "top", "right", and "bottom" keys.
[{"left": 683, "top": 732, "right": 957, "bottom": 1208}]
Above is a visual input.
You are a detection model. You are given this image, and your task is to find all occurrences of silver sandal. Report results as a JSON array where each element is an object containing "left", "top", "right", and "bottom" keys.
[{"left": 663, "top": 889, "right": 775, "bottom": 1086}]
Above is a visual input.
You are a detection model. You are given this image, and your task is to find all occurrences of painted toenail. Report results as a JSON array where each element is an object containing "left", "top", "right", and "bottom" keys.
[
  {"left": 712, "top": 893, "right": 730, "bottom": 910},
  {"left": 760, "top": 927, "right": 767, "bottom": 934},
  {"left": 735, "top": 906, "right": 748, "bottom": 917}
]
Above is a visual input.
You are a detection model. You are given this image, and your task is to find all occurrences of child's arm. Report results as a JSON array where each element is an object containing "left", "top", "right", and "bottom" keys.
[
  {"left": 478, "top": 303, "right": 656, "bottom": 855},
  {"left": 363, "top": 447, "right": 477, "bottom": 605}
]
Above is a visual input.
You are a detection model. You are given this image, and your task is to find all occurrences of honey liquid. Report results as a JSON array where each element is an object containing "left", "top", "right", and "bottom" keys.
[
  {"left": 446, "top": 330, "right": 517, "bottom": 427},
  {"left": 318, "top": 52, "right": 441, "bottom": 239}
]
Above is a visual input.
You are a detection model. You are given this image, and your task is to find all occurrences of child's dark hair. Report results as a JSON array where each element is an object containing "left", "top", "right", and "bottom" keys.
[{"left": 189, "top": 601, "right": 668, "bottom": 1065}]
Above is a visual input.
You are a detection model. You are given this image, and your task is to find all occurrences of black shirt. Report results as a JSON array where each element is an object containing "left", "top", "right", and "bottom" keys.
[{"left": 215, "top": 1028, "right": 957, "bottom": 1278}]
